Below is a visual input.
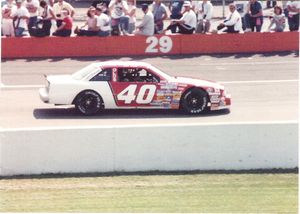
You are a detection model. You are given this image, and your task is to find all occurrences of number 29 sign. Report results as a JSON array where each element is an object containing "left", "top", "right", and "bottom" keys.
[{"left": 145, "top": 36, "right": 173, "bottom": 54}]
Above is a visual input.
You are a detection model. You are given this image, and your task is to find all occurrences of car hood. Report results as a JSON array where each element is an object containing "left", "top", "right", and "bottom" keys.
[
  {"left": 172, "top": 76, "right": 224, "bottom": 90},
  {"left": 46, "top": 75, "right": 75, "bottom": 84}
]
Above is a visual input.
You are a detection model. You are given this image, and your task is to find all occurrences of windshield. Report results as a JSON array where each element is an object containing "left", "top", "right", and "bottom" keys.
[
  {"left": 148, "top": 65, "right": 172, "bottom": 81},
  {"left": 72, "top": 64, "right": 99, "bottom": 80}
]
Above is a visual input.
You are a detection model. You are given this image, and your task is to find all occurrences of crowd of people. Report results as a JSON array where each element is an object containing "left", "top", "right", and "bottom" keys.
[{"left": 1, "top": 0, "right": 299, "bottom": 37}]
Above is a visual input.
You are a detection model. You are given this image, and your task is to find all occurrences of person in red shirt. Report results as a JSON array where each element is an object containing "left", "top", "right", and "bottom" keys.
[{"left": 53, "top": 9, "right": 72, "bottom": 37}]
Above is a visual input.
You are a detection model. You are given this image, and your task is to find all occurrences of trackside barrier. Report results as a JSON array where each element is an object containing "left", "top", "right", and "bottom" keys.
[
  {"left": 1, "top": 32, "right": 298, "bottom": 59},
  {"left": 0, "top": 122, "right": 298, "bottom": 176}
]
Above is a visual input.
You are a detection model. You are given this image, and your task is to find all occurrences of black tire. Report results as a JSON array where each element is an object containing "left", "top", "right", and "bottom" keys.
[
  {"left": 75, "top": 90, "right": 103, "bottom": 115},
  {"left": 180, "top": 88, "right": 209, "bottom": 114}
]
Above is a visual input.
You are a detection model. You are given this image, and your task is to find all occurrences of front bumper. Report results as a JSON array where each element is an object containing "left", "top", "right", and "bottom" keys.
[
  {"left": 210, "top": 94, "right": 231, "bottom": 111},
  {"left": 39, "top": 87, "right": 49, "bottom": 103}
]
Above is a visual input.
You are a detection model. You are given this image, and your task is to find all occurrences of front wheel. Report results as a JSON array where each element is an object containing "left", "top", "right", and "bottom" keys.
[
  {"left": 180, "top": 88, "right": 208, "bottom": 114},
  {"left": 75, "top": 90, "right": 103, "bottom": 115}
]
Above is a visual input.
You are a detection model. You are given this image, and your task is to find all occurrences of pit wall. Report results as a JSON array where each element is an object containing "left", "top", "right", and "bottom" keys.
[
  {"left": 0, "top": 122, "right": 297, "bottom": 176},
  {"left": 1, "top": 32, "right": 298, "bottom": 59}
]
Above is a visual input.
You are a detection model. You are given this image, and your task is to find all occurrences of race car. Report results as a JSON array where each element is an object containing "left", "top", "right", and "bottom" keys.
[{"left": 39, "top": 61, "right": 231, "bottom": 115}]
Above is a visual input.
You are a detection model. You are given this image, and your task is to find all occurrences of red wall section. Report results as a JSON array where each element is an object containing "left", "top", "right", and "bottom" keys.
[{"left": 1, "top": 32, "right": 298, "bottom": 59}]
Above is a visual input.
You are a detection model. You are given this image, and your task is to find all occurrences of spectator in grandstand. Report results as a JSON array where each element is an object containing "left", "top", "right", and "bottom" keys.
[
  {"left": 125, "top": 0, "right": 136, "bottom": 33},
  {"left": 164, "top": 1, "right": 196, "bottom": 34},
  {"left": 12, "top": 0, "right": 30, "bottom": 37},
  {"left": 267, "top": 6, "right": 285, "bottom": 32},
  {"left": 152, "top": 0, "right": 168, "bottom": 34},
  {"left": 169, "top": 0, "right": 183, "bottom": 33},
  {"left": 95, "top": 6, "right": 111, "bottom": 36},
  {"left": 52, "top": 8, "right": 72, "bottom": 36},
  {"left": 74, "top": 6, "right": 98, "bottom": 36},
  {"left": 53, "top": 0, "right": 75, "bottom": 28},
  {"left": 234, "top": 0, "right": 249, "bottom": 30},
  {"left": 45, "top": 0, "right": 53, "bottom": 7},
  {"left": 30, "top": 0, "right": 54, "bottom": 37},
  {"left": 216, "top": 3, "right": 242, "bottom": 33},
  {"left": 193, "top": 0, "right": 213, "bottom": 34},
  {"left": 134, "top": 3, "right": 154, "bottom": 36},
  {"left": 109, "top": 0, "right": 129, "bottom": 35},
  {"left": 92, "top": 0, "right": 110, "bottom": 11},
  {"left": 25, "top": 0, "right": 39, "bottom": 35},
  {"left": 244, "top": 0, "right": 263, "bottom": 32},
  {"left": 267, "top": 0, "right": 277, "bottom": 8},
  {"left": 1, "top": 0, "right": 16, "bottom": 37},
  {"left": 39, "top": 0, "right": 55, "bottom": 36},
  {"left": 282, "top": 0, "right": 289, "bottom": 16},
  {"left": 286, "top": 0, "right": 299, "bottom": 31}
]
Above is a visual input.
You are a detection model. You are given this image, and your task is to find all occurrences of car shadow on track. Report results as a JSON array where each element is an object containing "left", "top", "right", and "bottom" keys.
[{"left": 33, "top": 108, "right": 230, "bottom": 119}]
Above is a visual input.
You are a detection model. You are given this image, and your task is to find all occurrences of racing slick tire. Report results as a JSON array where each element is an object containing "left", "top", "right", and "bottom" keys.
[
  {"left": 180, "top": 88, "right": 209, "bottom": 114},
  {"left": 74, "top": 90, "right": 103, "bottom": 115}
]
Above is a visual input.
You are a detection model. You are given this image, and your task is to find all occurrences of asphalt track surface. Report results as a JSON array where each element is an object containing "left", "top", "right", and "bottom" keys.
[{"left": 0, "top": 52, "right": 298, "bottom": 129}]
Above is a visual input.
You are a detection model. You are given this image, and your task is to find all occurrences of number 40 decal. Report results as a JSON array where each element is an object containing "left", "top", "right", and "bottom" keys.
[{"left": 117, "top": 85, "right": 156, "bottom": 104}]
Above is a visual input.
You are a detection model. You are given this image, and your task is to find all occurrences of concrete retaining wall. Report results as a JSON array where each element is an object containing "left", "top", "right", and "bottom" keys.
[
  {"left": 0, "top": 122, "right": 298, "bottom": 176},
  {"left": 1, "top": 32, "right": 299, "bottom": 59}
]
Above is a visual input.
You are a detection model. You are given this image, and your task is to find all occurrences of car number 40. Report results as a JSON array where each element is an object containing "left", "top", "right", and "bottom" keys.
[{"left": 117, "top": 85, "right": 156, "bottom": 104}]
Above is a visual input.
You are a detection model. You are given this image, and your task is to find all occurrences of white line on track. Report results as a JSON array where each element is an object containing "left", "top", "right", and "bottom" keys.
[
  {"left": 0, "top": 84, "right": 43, "bottom": 89},
  {"left": 0, "top": 120, "right": 298, "bottom": 132},
  {"left": 220, "top": 79, "right": 299, "bottom": 84},
  {"left": 195, "top": 60, "right": 298, "bottom": 66},
  {"left": 0, "top": 79, "right": 298, "bottom": 89}
]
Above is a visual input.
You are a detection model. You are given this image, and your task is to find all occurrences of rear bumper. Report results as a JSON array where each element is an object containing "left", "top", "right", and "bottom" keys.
[
  {"left": 210, "top": 94, "right": 231, "bottom": 111},
  {"left": 39, "top": 87, "right": 49, "bottom": 103}
]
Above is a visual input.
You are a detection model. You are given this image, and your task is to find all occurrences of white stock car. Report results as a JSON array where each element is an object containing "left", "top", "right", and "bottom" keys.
[{"left": 39, "top": 61, "right": 231, "bottom": 115}]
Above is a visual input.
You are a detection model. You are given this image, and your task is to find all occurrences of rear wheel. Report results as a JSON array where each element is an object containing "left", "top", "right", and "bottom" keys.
[
  {"left": 75, "top": 90, "right": 103, "bottom": 115},
  {"left": 181, "top": 88, "right": 208, "bottom": 114}
]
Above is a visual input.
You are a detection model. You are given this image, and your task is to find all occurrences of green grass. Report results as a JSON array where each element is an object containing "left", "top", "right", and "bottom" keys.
[{"left": 0, "top": 173, "right": 298, "bottom": 212}]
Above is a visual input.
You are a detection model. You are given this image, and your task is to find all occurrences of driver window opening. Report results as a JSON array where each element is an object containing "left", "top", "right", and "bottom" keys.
[{"left": 118, "top": 68, "right": 160, "bottom": 83}]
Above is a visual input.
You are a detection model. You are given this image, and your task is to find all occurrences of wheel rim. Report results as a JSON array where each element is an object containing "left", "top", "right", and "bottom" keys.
[
  {"left": 186, "top": 93, "right": 205, "bottom": 111},
  {"left": 79, "top": 94, "right": 99, "bottom": 114}
]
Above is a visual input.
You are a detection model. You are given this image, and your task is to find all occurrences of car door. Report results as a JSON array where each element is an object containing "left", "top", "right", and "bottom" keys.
[{"left": 109, "top": 66, "right": 160, "bottom": 108}]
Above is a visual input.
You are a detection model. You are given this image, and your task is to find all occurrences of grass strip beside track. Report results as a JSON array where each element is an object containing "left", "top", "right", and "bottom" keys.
[{"left": 0, "top": 173, "right": 297, "bottom": 212}]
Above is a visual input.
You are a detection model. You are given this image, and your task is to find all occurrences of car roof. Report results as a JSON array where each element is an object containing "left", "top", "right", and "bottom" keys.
[{"left": 92, "top": 61, "right": 151, "bottom": 68}]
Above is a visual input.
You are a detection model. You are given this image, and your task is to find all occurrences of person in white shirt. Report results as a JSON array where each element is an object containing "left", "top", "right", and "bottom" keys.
[
  {"left": 134, "top": 4, "right": 154, "bottom": 36},
  {"left": 95, "top": 6, "right": 111, "bottom": 36},
  {"left": 1, "top": 0, "right": 17, "bottom": 36},
  {"left": 267, "top": 5, "right": 285, "bottom": 32},
  {"left": 39, "top": 0, "right": 55, "bottom": 36},
  {"left": 125, "top": 0, "right": 136, "bottom": 33},
  {"left": 12, "top": 0, "right": 30, "bottom": 37},
  {"left": 193, "top": 0, "right": 213, "bottom": 34},
  {"left": 217, "top": 4, "right": 242, "bottom": 33},
  {"left": 286, "top": 0, "right": 299, "bottom": 31},
  {"left": 109, "top": 0, "right": 129, "bottom": 34},
  {"left": 25, "top": 0, "right": 39, "bottom": 34},
  {"left": 164, "top": 1, "right": 196, "bottom": 34},
  {"left": 53, "top": 0, "right": 75, "bottom": 28}
]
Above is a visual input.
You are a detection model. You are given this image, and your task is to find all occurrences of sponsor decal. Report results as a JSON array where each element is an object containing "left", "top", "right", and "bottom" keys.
[
  {"left": 210, "top": 103, "right": 219, "bottom": 110},
  {"left": 210, "top": 95, "right": 220, "bottom": 103},
  {"left": 160, "top": 83, "right": 178, "bottom": 90},
  {"left": 171, "top": 104, "right": 180, "bottom": 109},
  {"left": 112, "top": 69, "right": 117, "bottom": 82},
  {"left": 172, "top": 91, "right": 181, "bottom": 100},
  {"left": 207, "top": 87, "right": 221, "bottom": 95},
  {"left": 178, "top": 84, "right": 188, "bottom": 88},
  {"left": 162, "top": 102, "right": 171, "bottom": 108}
]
